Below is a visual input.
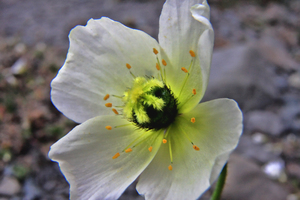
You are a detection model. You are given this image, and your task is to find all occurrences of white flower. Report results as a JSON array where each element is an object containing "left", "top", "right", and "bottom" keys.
[{"left": 49, "top": 0, "right": 243, "bottom": 200}]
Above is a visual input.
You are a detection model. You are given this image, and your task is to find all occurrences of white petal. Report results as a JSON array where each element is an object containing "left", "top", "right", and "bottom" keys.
[
  {"left": 51, "top": 17, "right": 160, "bottom": 123},
  {"left": 49, "top": 116, "right": 163, "bottom": 200},
  {"left": 137, "top": 99, "right": 243, "bottom": 200},
  {"left": 158, "top": 0, "right": 214, "bottom": 112}
]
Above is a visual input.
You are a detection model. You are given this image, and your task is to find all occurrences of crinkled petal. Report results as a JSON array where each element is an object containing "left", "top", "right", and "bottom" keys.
[
  {"left": 137, "top": 99, "right": 243, "bottom": 200},
  {"left": 49, "top": 116, "right": 163, "bottom": 200},
  {"left": 51, "top": 17, "right": 160, "bottom": 123},
  {"left": 158, "top": 0, "right": 214, "bottom": 113}
]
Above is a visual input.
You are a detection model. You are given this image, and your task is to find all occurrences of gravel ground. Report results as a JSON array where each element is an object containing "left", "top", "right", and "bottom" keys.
[{"left": 0, "top": 0, "right": 300, "bottom": 199}]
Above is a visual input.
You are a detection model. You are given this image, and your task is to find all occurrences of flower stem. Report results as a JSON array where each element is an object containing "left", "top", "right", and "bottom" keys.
[{"left": 210, "top": 163, "right": 227, "bottom": 200}]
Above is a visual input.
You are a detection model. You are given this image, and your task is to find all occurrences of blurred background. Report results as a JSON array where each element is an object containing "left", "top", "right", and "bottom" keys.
[{"left": 0, "top": 0, "right": 299, "bottom": 199}]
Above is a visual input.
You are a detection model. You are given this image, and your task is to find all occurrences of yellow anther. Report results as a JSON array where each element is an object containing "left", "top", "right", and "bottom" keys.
[
  {"left": 189, "top": 50, "right": 196, "bottom": 57},
  {"left": 192, "top": 89, "right": 196, "bottom": 95},
  {"left": 156, "top": 63, "right": 160, "bottom": 70},
  {"left": 181, "top": 67, "right": 188, "bottom": 73},
  {"left": 105, "top": 103, "right": 112, "bottom": 107},
  {"left": 163, "top": 139, "right": 167, "bottom": 144},
  {"left": 153, "top": 48, "right": 159, "bottom": 55},
  {"left": 148, "top": 146, "right": 153, "bottom": 152},
  {"left": 112, "top": 152, "right": 120, "bottom": 159},
  {"left": 193, "top": 145, "right": 200, "bottom": 151},
  {"left": 162, "top": 59, "right": 167, "bottom": 66},
  {"left": 191, "top": 117, "right": 195, "bottom": 123},
  {"left": 105, "top": 126, "right": 112, "bottom": 130},
  {"left": 103, "top": 94, "right": 110, "bottom": 101},
  {"left": 168, "top": 165, "right": 173, "bottom": 171},
  {"left": 125, "top": 148, "right": 132, "bottom": 153},
  {"left": 112, "top": 108, "right": 119, "bottom": 115},
  {"left": 126, "top": 63, "right": 132, "bottom": 69}
]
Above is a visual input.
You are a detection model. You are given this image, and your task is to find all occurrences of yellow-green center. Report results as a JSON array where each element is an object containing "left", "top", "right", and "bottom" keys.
[{"left": 123, "top": 77, "right": 178, "bottom": 130}]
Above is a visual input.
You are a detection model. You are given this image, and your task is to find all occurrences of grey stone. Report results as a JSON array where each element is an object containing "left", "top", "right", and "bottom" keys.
[
  {"left": 245, "top": 110, "right": 285, "bottom": 136},
  {"left": 258, "top": 28, "right": 300, "bottom": 70},
  {"left": 0, "top": 176, "right": 21, "bottom": 196},
  {"left": 0, "top": 0, "right": 164, "bottom": 48},
  {"left": 222, "top": 153, "right": 289, "bottom": 200},
  {"left": 280, "top": 102, "right": 300, "bottom": 131},
  {"left": 203, "top": 43, "right": 286, "bottom": 110},
  {"left": 235, "top": 135, "right": 279, "bottom": 164},
  {"left": 262, "top": 160, "right": 285, "bottom": 180},
  {"left": 23, "top": 178, "right": 42, "bottom": 200}
]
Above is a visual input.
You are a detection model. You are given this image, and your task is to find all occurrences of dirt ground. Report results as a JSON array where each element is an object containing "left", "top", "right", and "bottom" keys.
[{"left": 0, "top": 0, "right": 300, "bottom": 199}]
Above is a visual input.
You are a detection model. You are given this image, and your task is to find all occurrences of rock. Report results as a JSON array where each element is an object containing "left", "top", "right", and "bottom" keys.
[
  {"left": 262, "top": 160, "right": 286, "bottom": 180},
  {"left": 0, "top": 176, "right": 21, "bottom": 196},
  {"left": 286, "top": 162, "right": 300, "bottom": 179},
  {"left": 23, "top": 178, "right": 42, "bottom": 200},
  {"left": 10, "top": 58, "right": 27, "bottom": 75},
  {"left": 280, "top": 102, "right": 300, "bottom": 131},
  {"left": 235, "top": 135, "right": 279, "bottom": 164},
  {"left": 288, "top": 72, "right": 300, "bottom": 89},
  {"left": 204, "top": 43, "right": 286, "bottom": 110},
  {"left": 263, "top": 3, "right": 289, "bottom": 23},
  {"left": 282, "top": 134, "right": 300, "bottom": 159},
  {"left": 245, "top": 110, "right": 285, "bottom": 136},
  {"left": 222, "top": 153, "right": 289, "bottom": 200},
  {"left": 258, "top": 28, "right": 300, "bottom": 70}
]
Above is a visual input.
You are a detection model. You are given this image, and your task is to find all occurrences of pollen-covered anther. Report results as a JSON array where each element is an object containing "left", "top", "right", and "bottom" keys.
[
  {"left": 112, "top": 108, "right": 119, "bottom": 115},
  {"left": 162, "top": 59, "right": 167, "bottom": 66},
  {"left": 126, "top": 63, "right": 132, "bottom": 69},
  {"left": 153, "top": 48, "right": 159, "bottom": 55},
  {"left": 193, "top": 145, "right": 200, "bottom": 151},
  {"left": 192, "top": 89, "right": 196, "bottom": 95},
  {"left": 112, "top": 152, "right": 120, "bottom": 159},
  {"left": 148, "top": 146, "right": 153, "bottom": 152},
  {"left": 105, "top": 103, "right": 112, "bottom": 107},
  {"left": 163, "top": 139, "right": 167, "bottom": 144},
  {"left": 105, "top": 126, "right": 112, "bottom": 130},
  {"left": 125, "top": 148, "right": 132, "bottom": 153},
  {"left": 189, "top": 50, "right": 196, "bottom": 57},
  {"left": 103, "top": 94, "right": 110, "bottom": 100},
  {"left": 181, "top": 67, "right": 188, "bottom": 73},
  {"left": 156, "top": 63, "right": 160, "bottom": 70},
  {"left": 168, "top": 165, "right": 173, "bottom": 171},
  {"left": 191, "top": 117, "right": 196, "bottom": 123}
]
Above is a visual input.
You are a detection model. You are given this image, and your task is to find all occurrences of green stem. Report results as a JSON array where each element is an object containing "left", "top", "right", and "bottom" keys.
[{"left": 210, "top": 163, "right": 228, "bottom": 200}]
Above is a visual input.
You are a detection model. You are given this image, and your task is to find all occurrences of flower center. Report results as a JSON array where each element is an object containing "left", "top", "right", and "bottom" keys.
[{"left": 122, "top": 77, "right": 178, "bottom": 130}]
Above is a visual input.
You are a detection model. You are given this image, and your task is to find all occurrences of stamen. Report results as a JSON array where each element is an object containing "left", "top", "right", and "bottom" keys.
[
  {"left": 153, "top": 48, "right": 159, "bottom": 55},
  {"left": 181, "top": 67, "right": 188, "bottom": 73},
  {"left": 192, "top": 88, "right": 196, "bottom": 95},
  {"left": 168, "top": 165, "right": 173, "bottom": 171},
  {"left": 178, "top": 60, "right": 193, "bottom": 99},
  {"left": 105, "top": 103, "right": 112, "bottom": 107},
  {"left": 112, "top": 153, "right": 120, "bottom": 159},
  {"left": 162, "top": 59, "right": 167, "bottom": 66},
  {"left": 163, "top": 139, "right": 167, "bottom": 144},
  {"left": 126, "top": 63, "right": 132, "bottom": 69},
  {"left": 125, "top": 148, "right": 132, "bottom": 153},
  {"left": 103, "top": 94, "right": 110, "bottom": 100},
  {"left": 189, "top": 50, "right": 196, "bottom": 57},
  {"left": 105, "top": 126, "right": 112, "bottom": 130},
  {"left": 168, "top": 136, "right": 173, "bottom": 163},
  {"left": 193, "top": 145, "right": 200, "bottom": 151},
  {"left": 191, "top": 117, "right": 196, "bottom": 123},
  {"left": 115, "top": 124, "right": 131, "bottom": 128},
  {"left": 148, "top": 146, "right": 153, "bottom": 152},
  {"left": 112, "top": 108, "right": 119, "bottom": 115},
  {"left": 155, "top": 57, "right": 165, "bottom": 82},
  {"left": 112, "top": 95, "right": 124, "bottom": 99},
  {"left": 156, "top": 63, "right": 160, "bottom": 70}
]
